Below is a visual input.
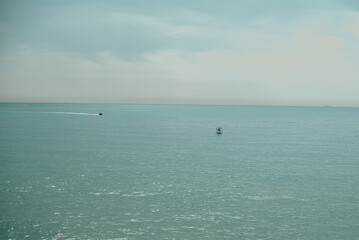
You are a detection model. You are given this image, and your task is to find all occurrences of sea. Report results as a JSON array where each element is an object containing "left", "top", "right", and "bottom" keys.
[{"left": 0, "top": 103, "right": 358, "bottom": 240}]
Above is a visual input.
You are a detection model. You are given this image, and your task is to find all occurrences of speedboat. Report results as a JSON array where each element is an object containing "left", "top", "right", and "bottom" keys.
[
  {"left": 99, "top": 112, "right": 103, "bottom": 115},
  {"left": 216, "top": 127, "right": 223, "bottom": 134}
]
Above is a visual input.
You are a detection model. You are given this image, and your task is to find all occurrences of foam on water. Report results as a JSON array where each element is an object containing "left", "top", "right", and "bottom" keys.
[{"left": 44, "top": 111, "right": 100, "bottom": 116}]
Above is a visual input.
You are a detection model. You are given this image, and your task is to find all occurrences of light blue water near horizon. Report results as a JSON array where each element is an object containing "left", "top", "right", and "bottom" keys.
[{"left": 0, "top": 103, "right": 359, "bottom": 239}]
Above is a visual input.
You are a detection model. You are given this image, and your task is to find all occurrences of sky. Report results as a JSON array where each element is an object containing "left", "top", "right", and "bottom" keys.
[{"left": 0, "top": 0, "right": 359, "bottom": 106}]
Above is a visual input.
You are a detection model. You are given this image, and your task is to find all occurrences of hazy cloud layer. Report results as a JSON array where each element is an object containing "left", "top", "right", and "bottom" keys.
[{"left": 1, "top": 0, "right": 358, "bottom": 106}]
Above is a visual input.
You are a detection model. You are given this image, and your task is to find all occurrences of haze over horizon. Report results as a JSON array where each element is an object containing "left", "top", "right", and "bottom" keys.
[{"left": 1, "top": 0, "right": 359, "bottom": 107}]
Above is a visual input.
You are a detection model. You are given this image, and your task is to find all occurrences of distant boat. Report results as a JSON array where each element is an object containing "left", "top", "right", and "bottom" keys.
[
  {"left": 216, "top": 127, "right": 223, "bottom": 134},
  {"left": 99, "top": 112, "right": 103, "bottom": 115}
]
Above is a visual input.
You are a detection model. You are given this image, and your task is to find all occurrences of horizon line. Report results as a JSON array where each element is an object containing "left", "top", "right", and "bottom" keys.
[{"left": 0, "top": 101, "right": 357, "bottom": 109}]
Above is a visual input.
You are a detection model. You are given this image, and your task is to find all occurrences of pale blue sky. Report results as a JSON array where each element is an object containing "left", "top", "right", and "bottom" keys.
[{"left": 1, "top": 0, "right": 358, "bottom": 106}]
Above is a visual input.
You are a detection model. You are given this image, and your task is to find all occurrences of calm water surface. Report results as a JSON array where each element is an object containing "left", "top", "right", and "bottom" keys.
[{"left": 0, "top": 103, "right": 358, "bottom": 239}]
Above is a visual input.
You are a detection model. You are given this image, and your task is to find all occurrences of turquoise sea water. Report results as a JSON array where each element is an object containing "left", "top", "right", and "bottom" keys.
[{"left": 0, "top": 103, "right": 359, "bottom": 239}]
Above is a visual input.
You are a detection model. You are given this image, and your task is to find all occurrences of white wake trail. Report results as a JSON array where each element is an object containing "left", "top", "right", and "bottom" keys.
[{"left": 43, "top": 112, "right": 99, "bottom": 116}]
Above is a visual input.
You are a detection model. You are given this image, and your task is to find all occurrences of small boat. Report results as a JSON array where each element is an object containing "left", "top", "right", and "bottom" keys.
[
  {"left": 99, "top": 112, "right": 103, "bottom": 115},
  {"left": 216, "top": 127, "right": 223, "bottom": 134}
]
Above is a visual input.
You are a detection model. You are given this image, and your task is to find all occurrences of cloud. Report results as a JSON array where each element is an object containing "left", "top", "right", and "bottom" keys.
[
  {"left": 1, "top": 26, "right": 357, "bottom": 106},
  {"left": 0, "top": 0, "right": 359, "bottom": 106},
  {"left": 0, "top": 47, "right": 174, "bottom": 102},
  {"left": 0, "top": 0, "right": 349, "bottom": 57}
]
